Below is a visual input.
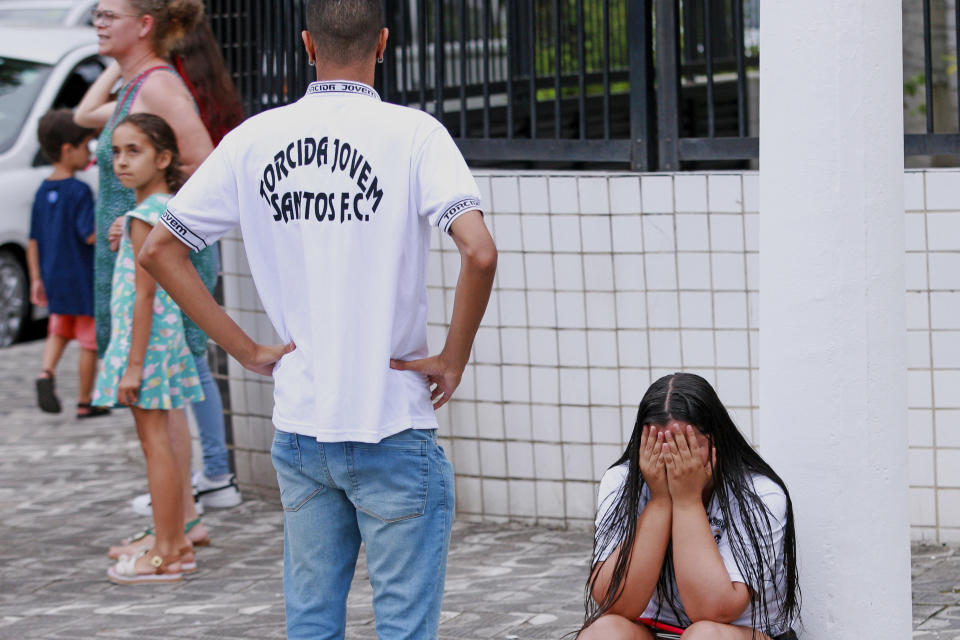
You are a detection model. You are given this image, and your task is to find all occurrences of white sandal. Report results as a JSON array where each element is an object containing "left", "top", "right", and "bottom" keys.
[{"left": 107, "top": 548, "right": 183, "bottom": 585}]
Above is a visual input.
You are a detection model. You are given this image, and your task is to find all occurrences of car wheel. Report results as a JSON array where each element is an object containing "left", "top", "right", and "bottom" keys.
[{"left": 0, "top": 249, "right": 29, "bottom": 347}]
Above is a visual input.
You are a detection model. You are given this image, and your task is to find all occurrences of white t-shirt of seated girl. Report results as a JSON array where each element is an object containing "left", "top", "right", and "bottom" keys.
[
  {"left": 594, "top": 463, "right": 790, "bottom": 635},
  {"left": 161, "top": 80, "right": 482, "bottom": 443}
]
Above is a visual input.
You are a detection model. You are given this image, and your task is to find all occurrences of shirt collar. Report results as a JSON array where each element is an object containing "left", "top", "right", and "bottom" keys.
[{"left": 304, "top": 80, "right": 381, "bottom": 101}]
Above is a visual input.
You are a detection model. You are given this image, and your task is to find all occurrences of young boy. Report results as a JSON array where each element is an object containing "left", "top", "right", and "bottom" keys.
[
  {"left": 141, "top": 1, "right": 496, "bottom": 636},
  {"left": 27, "top": 108, "right": 107, "bottom": 419}
]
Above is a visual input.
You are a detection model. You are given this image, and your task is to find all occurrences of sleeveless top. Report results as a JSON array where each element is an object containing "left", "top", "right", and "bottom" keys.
[{"left": 93, "top": 65, "right": 219, "bottom": 358}]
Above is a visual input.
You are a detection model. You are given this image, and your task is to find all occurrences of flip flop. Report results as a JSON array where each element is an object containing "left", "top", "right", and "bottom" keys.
[
  {"left": 77, "top": 402, "right": 111, "bottom": 419},
  {"left": 107, "top": 548, "right": 183, "bottom": 585}
]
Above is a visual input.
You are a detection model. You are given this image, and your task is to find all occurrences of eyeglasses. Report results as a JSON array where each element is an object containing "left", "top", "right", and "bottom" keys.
[{"left": 90, "top": 8, "right": 139, "bottom": 26}]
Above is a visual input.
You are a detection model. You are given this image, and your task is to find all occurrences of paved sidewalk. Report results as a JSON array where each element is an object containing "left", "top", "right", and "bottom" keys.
[{"left": 0, "top": 340, "right": 958, "bottom": 639}]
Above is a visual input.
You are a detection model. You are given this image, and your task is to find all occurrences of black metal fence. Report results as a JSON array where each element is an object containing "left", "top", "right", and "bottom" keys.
[
  {"left": 207, "top": 2, "right": 960, "bottom": 170},
  {"left": 206, "top": 0, "right": 760, "bottom": 171}
]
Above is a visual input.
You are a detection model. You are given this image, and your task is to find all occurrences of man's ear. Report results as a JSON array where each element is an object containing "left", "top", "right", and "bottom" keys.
[
  {"left": 302, "top": 30, "right": 317, "bottom": 66},
  {"left": 376, "top": 27, "right": 389, "bottom": 59}
]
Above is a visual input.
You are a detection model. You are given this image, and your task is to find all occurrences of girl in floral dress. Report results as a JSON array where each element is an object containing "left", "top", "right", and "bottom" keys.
[{"left": 93, "top": 113, "right": 203, "bottom": 584}]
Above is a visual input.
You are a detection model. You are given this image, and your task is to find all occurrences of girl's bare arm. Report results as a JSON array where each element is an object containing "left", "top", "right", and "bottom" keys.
[{"left": 117, "top": 218, "right": 156, "bottom": 406}]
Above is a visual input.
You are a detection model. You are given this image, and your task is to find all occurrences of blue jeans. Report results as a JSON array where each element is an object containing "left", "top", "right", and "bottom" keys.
[
  {"left": 191, "top": 355, "right": 230, "bottom": 478},
  {"left": 271, "top": 428, "right": 455, "bottom": 640}
]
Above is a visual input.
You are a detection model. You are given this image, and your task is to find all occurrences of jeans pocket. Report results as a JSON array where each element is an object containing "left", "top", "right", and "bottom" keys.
[
  {"left": 271, "top": 433, "right": 324, "bottom": 511},
  {"left": 349, "top": 439, "right": 428, "bottom": 523}
]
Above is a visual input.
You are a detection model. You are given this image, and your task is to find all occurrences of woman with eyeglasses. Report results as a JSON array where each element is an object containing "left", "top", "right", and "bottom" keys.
[{"left": 75, "top": 0, "right": 244, "bottom": 583}]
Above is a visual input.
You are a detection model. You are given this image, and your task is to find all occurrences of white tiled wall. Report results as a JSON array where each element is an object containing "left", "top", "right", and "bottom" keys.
[{"left": 219, "top": 168, "right": 957, "bottom": 541}]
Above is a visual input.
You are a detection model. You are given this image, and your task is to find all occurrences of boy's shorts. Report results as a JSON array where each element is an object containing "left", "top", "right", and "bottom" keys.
[{"left": 49, "top": 314, "right": 96, "bottom": 351}]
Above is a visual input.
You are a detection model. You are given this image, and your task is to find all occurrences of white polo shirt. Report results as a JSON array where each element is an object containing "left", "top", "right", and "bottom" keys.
[{"left": 161, "top": 80, "right": 482, "bottom": 443}]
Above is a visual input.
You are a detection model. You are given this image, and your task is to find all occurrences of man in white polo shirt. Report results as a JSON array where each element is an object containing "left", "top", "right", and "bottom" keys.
[{"left": 139, "top": 1, "right": 497, "bottom": 638}]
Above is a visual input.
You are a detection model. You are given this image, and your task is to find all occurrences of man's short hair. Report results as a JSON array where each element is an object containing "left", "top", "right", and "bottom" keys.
[
  {"left": 37, "top": 109, "right": 93, "bottom": 162},
  {"left": 305, "top": 0, "right": 384, "bottom": 66}
]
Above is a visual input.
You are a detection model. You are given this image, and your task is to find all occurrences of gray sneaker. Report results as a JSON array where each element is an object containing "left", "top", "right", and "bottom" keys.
[{"left": 195, "top": 473, "right": 243, "bottom": 509}]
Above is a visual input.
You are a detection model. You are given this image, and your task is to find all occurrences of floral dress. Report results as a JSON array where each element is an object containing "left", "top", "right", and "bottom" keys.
[{"left": 92, "top": 194, "right": 203, "bottom": 410}]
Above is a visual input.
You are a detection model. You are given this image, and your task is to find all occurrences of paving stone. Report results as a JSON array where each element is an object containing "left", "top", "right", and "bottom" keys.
[{"left": 1, "top": 340, "right": 959, "bottom": 639}]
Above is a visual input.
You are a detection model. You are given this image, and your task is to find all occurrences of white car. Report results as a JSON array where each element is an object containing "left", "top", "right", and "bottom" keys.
[
  {"left": 0, "top": 0, "right": 96, "bottom": 27},
  {"left": 0, "top": 25, "right": 103, "bottom": 346}
]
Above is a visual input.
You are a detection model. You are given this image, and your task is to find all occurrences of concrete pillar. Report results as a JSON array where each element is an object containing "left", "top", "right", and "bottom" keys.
[{"left": 759, "top": 1, "right": 912, "bottom": 638}]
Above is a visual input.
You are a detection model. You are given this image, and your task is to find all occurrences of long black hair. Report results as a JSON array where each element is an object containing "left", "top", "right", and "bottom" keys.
[{"left": 581, "top": 372, "right": 800, "bottom": 636}]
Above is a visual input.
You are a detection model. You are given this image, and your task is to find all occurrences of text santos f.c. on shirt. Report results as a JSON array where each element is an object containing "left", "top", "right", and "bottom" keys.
[{"left": 160, "top": 80, "right": 483, "bottom": 443}]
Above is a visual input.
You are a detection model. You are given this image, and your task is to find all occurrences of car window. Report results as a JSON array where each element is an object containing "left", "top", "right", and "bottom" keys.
[
  {"left": 0, "top": 56, "right": 52, "bottom": 155},
  {"left": 0, "top": 9, "right": 69, "bottom": 24}
]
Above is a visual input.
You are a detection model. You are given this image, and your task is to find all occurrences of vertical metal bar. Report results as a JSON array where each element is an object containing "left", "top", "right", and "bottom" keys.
[
  {"left": 529, "top": 0, "right": 537, "bottom": 139},
  {"left": 655, "top": 0, "right": 681, "bottom": 169},
  {"left": 602, "top": 0, "right": 610, "bottom": 139},
  {"left": 923, "top": 0, "right": 935, "bottom": 133},
  {"left": 703, "top": 0, "right": 715, "bottom": 137},
  {"left": 434, "top": 0, "right": 445, "bottom": 122},
  {"left": 733, "top": 0, "right": 747, "bottom": 137},
  {"left": 576, "top": 0, "right": 586, "bottom": 139},
  {"left": 506, "top": 3, "right": 515, "bottom": 138},
  {"left": 553, "top": 0, "right": 562, "bottom": 138},
  {"left": 628, "top": 0, "right": 655, "bottom": 170},
  {"left": 460, "top": 0, "right": 468, "bottom": 136},
  {"left": 419, "top": 0, "right": 427, "bottom": 111},
  {"left": 482, "top": 0, "right": 491, "bottom": 138}
]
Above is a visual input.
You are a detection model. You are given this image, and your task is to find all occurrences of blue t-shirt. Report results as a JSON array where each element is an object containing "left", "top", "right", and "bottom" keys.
[{"left": 29, "top": 177, "right": 95, "bottom": 316}]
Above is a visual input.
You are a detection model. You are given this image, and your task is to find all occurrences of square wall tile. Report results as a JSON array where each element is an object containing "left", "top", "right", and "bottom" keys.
[
  {"left": 676, "top": 214, "right": 710, "bottom": 251},
  {"left": 642, "top": 214, "right": 676, "bottom": 253},
  {"left": 904, "top": 171, "right": 925, "bottom": 211},
  {"left": 492, "top": 213, "right": 523, "bottom": 251},
  {"left": 554, "top": 253, "right": 584, "bottom": 291},
  {"left": 530, "top": 366, "right": 560, "bottom": 404},
  {"left": 482, "top": 479, "right": 509, "bottom": 514},
  {"left": 611, "top": 216, "right": 643, "bottom": 253},
  {"left": 551, "top": 215, "right": 582, "bottom": 252},
  {"left": 641, "top": 175, "right": 674, "bottom": 213},
  {"left": 491, "top": 176, "right": 520, "bottom": 214},
  {"left": 566, "top": 481, "right": 597, "bottom": 519},
  {"left": 714, "top": 291, "right": 749, "bottom": 329},
  {"left": 716, "top": 368, "right": 752, "bottom": 407},
  {"left": 716, "top": 330, "right": 750, "bottom": 368},
  {"left": 519, "top": 176, "right": 550, "bottom": 214},
  {"left": 619, "top": 368, "right": 651, "bottom": 407},
  {"left": 475, "top": 176, "right": 492, "bottom": 211},
  {"left": 934, "top": 370, "right": 960, "bottom": 408},
  {"left": 742, "top": 173, "right": 759, "bottom": 212},
  {"left": 477, "top": 401, "right": 505, "bottom": 439},
  {"left": 589, "top": 368, "right": 621, "bottom": 406},
  {"left": 618, "top": 330, "right": 650, "bottom": 368},
  {"left": 521, "top": 215, "right": 553, "bottom": 252},
  {"left": 534, "top": 443, "right": 565, "bottom": 480},
  {"left": 524, "top": 253, "right": 555, "bottom": 290},
  {"left": 583, "top": 254, "right": 615, "bottom": 291},
  {"left": 926, "top": 171, "right": 960, "bottom": 210},
  {"left": 502, "top": 365, "right": 531, "bottom": 403},
  {"left": 561, "top": 405, "right": 592, "bottom": 442},
  {"left": 645, "top": 253, "right": 679, "bottom": 290},
  {"left": 936, "top": 409, "right": 960, "bottom": 447},
  {"left": 679, "top": 291, "right": 714, "bottom": 328},
  {"left": 677, "top": 252, "right": 712, "bottom": 290},
  {"left": 647, "top": 291, "right": 680, "bottom": 328},
  {"left": 557, "top": 291, "right": 588, "bottom": 328},
  {"left": 479, "top": 440, "right": 507, "bottom": 477},
  {"left": 536, "top": 480, "right": 566, "bottom": 518},
  {"left": 581, "top": 216, "right": 614, "bottom": 252},
  {"left": 548, "top": 176, "right": 580, "bottom": 213},
  {"left": 928, "top": 253, "right": 960, "bottom": 291},
  {"left": 456, "top": 477, "right": 482, "bottom": 513},
  {"left": 708, "top": 174, "right": 743, "bottom": 212},
  {"left": 649, "top": 330, "right": 683, "bottom": 368},
  {"left": 907, "top": 370, "right": 932, "bottom": 408},
  {"left": 509, "top": 479, "right": 537, "bottom": 515},
  {"left": 710, "top": 214, "right": 745, "bottom": 251},
  {"left": 674, "top": 174, "right": 708, "bottom": 212},
  {"left": 506, "top": 441, "right": 535, "bottom": 478},
  {"left": 587, "top": 330, "right": 619, "bottom": 367},
  {"left": 614, "top": 254, "right": 645, "bottom": 291},
  {"left": 938, "top": 489, "right": 960, "bottom": 527},
  {"left": 591, "top": 406, "right": 624, "bottom": 444},
  {"left": 529, "top": 329, "right": 559, "bottom": 366},
  {"left": 909, "top": 448, "right": 935, "bottom": 486},
  {"left": 527, "top": 291, "right": 558, "bottom": 328},
  {"left": 681, "top": 330, "right": 716, "bottom": 367},
  {"left": 905, "top": 213, "right": 926, "bottom": 251},
  {"left": 908, "top": 409, "right": 933, "bottom": 447},
  {"left": 743, "top": 213, "right": 759, "bottom": 252},
  {"left": 931, "top": 331, "right": 960, "bottom": 368},
  {"left": 579, "top": 177, "right": 610, "bottom": 214},
  {"left": 495, "top": 252, "right": 526, "bottom": 289},
  {"left": 937, "top": 449, "right": 960, "bottom": 487},
  {"left": 711, "top": 253, "right": 746, "bottom": 291},
  {"left": 498, "top": 290, "right": 528, "bottom": 326},
  {"left": 615, "top": 292, "right": 647, "bottom": 329},
  {"left": 453, "top": 438, "right": 481, "bottom": 475},
  {"left": 906, "top": 292, "right": 929, "bottom": 330},
  {"left": 910, "top": 487, "right": 937, "bottom": 526},
  {"left": 474, "top": 365, "right": 503, "bottom": 403},
  {"left": 563, "top": 443, "right": 594, "bottom": 480},
  {"left": 505, "top": 403, "right": 533, "bottom": 441},
  {"left": 931, "top": 293, "right": 960, "bottom": 329},
  {"left": 559, "top": 368, "right": 590, "bottom": 405},
  {"left": 609, "top": 176, "right": 642, "bottom": 214},
  {"left": 558, "top": 330, "right": 589, "bottom": 367}
]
